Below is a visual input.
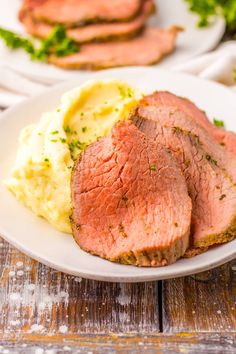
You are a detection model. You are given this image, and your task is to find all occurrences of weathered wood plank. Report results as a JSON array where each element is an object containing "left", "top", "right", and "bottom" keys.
[
  {"left": 162, "top": 262, "right": 236, "bottom": 332},
  {"left": 1, "top": 334, "right": 236, "bottom": 354},
  {"left": 0, "top": 236, "right": 160, "bottom": 340}
]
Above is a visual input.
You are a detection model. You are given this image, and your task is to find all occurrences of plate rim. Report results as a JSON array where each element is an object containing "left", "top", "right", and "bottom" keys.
[
  {"left": 1, "top": 223, "right": 236, "bottom": 283},
  {"left": 1, "top": 66, "right": 236, "bottom": 283}
]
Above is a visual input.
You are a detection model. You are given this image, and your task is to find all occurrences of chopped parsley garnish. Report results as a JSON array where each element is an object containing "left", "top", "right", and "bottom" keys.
[
  {"left": 44, "top": 158, "right": 49, "bottom": 162},
  {"left": 0, "top": 27, "right": 34, "bottom": 56},
  {"left": 118, "top": 85, "right": 134, "bottom": 99},
  {"left": 0, "top": 25, "right": 78, "bottom": 62},
  {"left": 150, "top": 163, "right": 157, "bottom": 172},
  {"left": 127, "top": 88, "right": 133, "bottom": 98},
  {"left": 205, "top": 154, "right": 218, "bottom": 166},
  {"left": 69, "top": 139, "right": 87, "bottom": 158},
  {"left": 65, "top": 126, "right": 72, "bottom": 134},
  {"left": 60, "top": 137, "right": 66, "bottom": 143},
  {"left": 50, "top": 139, "right": 58, "bottom": 143},
  {"left": 56, "top": 108, "right": 61, "bottom": 112},
  {"left": 80, "top": 112, "right": 84, "bottom": 116},
  {"left": 65, "top": 126, "right": 77, "bottom": 135},
  {"left": 82, "top": 126, "right": 87, "bottom": 133},
  {"left": 118, "top": 86, "right": 127, "bottom": 99},
  {"left": 185, "top": 0, "right": 236, "bottom": 30},
  {"left": 50, "top": 130, "right": 59, "bottom": 135},
  {"left": 115, "top": 107, "right": 119, "bottom": 112},
  {"left": 213, "top": 118, "right": 225, "bottom": 128}
]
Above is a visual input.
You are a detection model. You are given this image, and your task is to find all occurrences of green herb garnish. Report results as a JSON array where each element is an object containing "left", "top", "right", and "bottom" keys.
[
  {"left": 0, "top": 27, "right": 34, "bottom": 56},
  {"left": 118, "top": 86, "right": 127, "bottom": 99},
  {"left": 31, "top": 25, "right": 78, "bottom": 61},
  {"left": 69, "top": 139, "right": 87, "bottom": 158},
  {"left": 213, "top": 118, "right": 225, "bottom": 128},
  {"left": 60, "top": 137, "right": 66, "bottom": 143},
  {"left": 205, "top": 154, "right": 218, "bottom": 166},
  {"left": 82, "top": 127, "right": 87, "bottom": 133},
  {"left": 65, "top": 126, "right": 77, "bottom": 135},
  {"left": 150, "top": 163, "right": 157, "bottom": 172},
  {"left": 127, "top": 88, "right": 133, "bottom": 98},
  {"left": 185, "top": 0, "right": 236, "bottom": 31},
  {"left": 0, "top": 25, "right": 78, "bottom": 61},
  {"left": 50, "top": 130, "right": 59, "bottom": 135},
  {"left": 65, "top": 126, "right": 72, "bottom": 134}
]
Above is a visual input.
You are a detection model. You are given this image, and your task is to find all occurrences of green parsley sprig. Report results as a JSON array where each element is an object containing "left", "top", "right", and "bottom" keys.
[
  {"left": 213, "top": 118, "right": 225, "bottom": 127},
  {"left": 0, "top": 27, "right": 34, "bottom": 55},
  {"left": 0, "top": 25, "right": 79, "bottom": 61},
  {"left": 185, "top": 0, "right": 236, "bottom": 31}
]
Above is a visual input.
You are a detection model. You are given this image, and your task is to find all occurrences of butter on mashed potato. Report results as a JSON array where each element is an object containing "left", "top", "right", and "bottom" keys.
[{"left": 5, "top": 80, "right": 142, "bottom": 233}]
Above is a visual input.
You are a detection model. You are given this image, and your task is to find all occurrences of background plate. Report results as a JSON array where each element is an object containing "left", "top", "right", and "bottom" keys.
[
  {"left": 0, "top": 0, "right": 225, "bottom": 83},
  {"left": 1, "top": 67, "right": 236, "bottom": 282}
]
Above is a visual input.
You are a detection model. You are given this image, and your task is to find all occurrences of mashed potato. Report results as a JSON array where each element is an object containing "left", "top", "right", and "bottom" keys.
[{"left": 5, "top": 80, "right": 142, "bottom": 233}]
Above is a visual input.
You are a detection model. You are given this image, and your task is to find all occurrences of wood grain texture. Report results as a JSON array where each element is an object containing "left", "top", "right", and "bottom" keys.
[
  {"left": 162, "top": 262, "right": 236, "bottom": 332},
  {"left": 1, "top": 334, "right": 236, "bottom": 353},
  {"left": 0, "top": 236, "right": 160, "bottom": 342}
]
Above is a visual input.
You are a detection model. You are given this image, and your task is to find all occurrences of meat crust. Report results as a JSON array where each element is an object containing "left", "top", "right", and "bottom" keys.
[{"left": 131, "top": 94, "right": 236, "bottom": 255}]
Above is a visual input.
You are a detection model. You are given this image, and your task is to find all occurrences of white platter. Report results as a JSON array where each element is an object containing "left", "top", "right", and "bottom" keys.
[
  {"left": 0, "top": 0, "right": 225, "bottom": 84},
  {"left": 1, "top": 67, "right": 236, "bottom": 282}
]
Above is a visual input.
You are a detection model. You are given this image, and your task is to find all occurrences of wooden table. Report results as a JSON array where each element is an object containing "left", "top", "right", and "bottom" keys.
[{"left": 0, "top": 235, "right": 236, "bottom": 353}]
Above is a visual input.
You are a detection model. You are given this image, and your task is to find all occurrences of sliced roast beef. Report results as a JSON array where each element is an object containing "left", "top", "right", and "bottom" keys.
[
  {"left": 19, "top": 0, "right": 142, "bottom": 27},
  {"left": 151, "top": 91, "right": 236, "bottom": 155},
  {"left": 136, "top": 94, "right": 236, "bottom": 185},
  {"left": 20, "top": 0, "right": 154, "bottom": 43},
  {"left": 71, "top": 121, "right": 191, "bottom": 266},
  {"left": 49, "top": 26, "right": 181, "bottom": 70},
  {"left": 131, "top": 94, "right": 236, "bottom": 254}
]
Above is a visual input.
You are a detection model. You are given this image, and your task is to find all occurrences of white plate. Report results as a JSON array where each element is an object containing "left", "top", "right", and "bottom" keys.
[
  {"left": 1, "top": 67, "right": 236, "bottom": 282},
  {"left": 0, "top": 0, "right": 225, "bottom": 84}
]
